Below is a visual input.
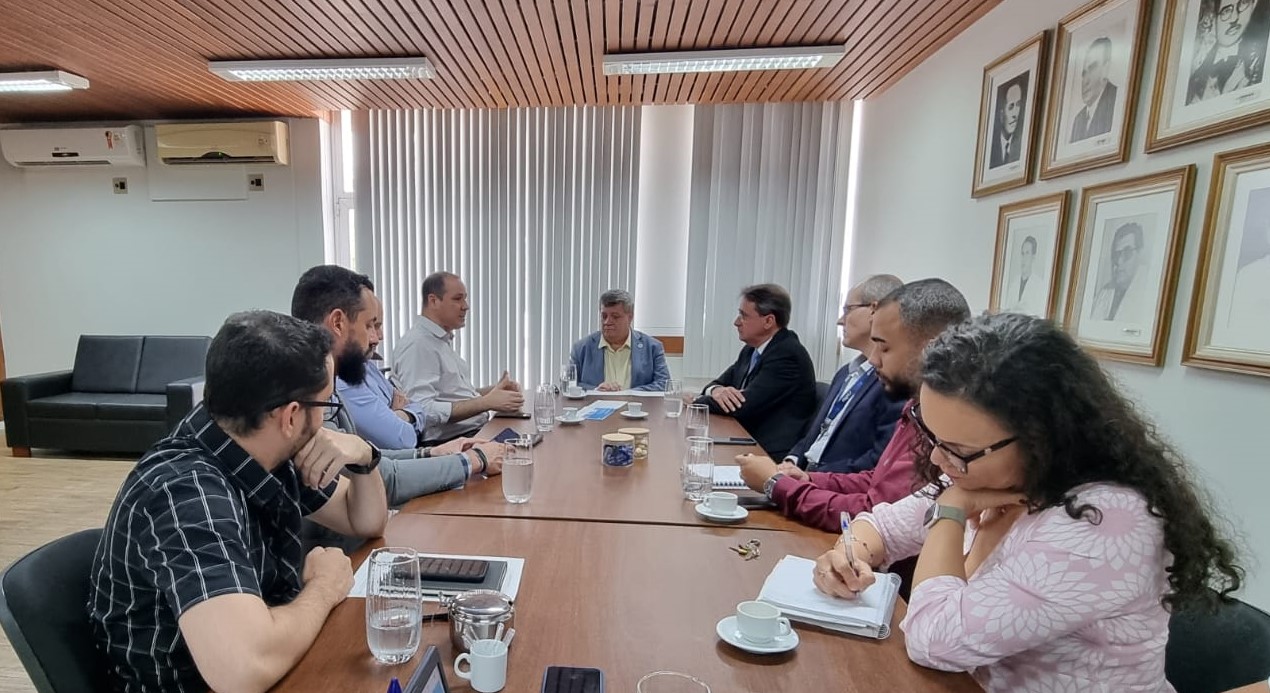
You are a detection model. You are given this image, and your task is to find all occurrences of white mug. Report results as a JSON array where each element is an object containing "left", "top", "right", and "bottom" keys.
[
  {"left": 627, "top": 402, "right": 644, "bottom": 415},
  {"left": 454, "top": 638, "right": 508, "bottom": 692},
  {"left": 562, "top": 407, "right": 579, "bottom": 419},
  {"left": 704, "top": 491, "right": 738, "bottom": 514},
  {"left": 566, "top": 385, "right": 584, "bottom": 397},
  {"left": 735, "top": 600, "right": 792, "bottom": 644}
]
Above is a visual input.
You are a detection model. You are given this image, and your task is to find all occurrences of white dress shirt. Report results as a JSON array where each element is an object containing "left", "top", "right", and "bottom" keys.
[{"left": 393, "top": 316, "right": 489, "bottom": 441}]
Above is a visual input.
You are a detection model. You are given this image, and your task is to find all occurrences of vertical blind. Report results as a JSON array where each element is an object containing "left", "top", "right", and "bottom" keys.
[
  {"left": 683, "top": 101, "right": 855, "bottom": 381},
  {"left": 367, "top": 106, "right": 641, "bottom": 388}
]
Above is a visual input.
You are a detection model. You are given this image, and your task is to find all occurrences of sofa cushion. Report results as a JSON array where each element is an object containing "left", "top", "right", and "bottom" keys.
[
  {"left": 26, "top": 393, "right": 109, "bottom": 419},
  {"left": 136, "top": 337, "right": 210, "bottom": 394},
  {"left": 70, "top": 336, "right": 143, "bottom": 394},
  {"left": 95, "top": 394, "right": 168, "bottom": 422}
]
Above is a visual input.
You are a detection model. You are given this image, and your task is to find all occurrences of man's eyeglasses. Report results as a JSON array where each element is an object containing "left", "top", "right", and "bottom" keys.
[
  {"left": 843, "top": 303, "right": 872, "bottom": 315},
  {"left": 267, "top": 399, "right": 344, "bottom": 423},
  {"left": 1219, "top": 0, "right": 1254, "bottom": 21},
  {"left": 908, "top": 402, "right": 1017, "bottom": 473}
]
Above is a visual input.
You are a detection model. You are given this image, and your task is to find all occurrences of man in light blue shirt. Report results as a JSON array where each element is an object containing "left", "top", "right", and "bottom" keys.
[{"left": 336, "top": 297, "right": 429, "bottom": 450}]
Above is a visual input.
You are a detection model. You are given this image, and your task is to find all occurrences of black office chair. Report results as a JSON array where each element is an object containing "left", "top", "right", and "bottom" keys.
[
  {"left": 0, "top": 528, "right": 112, "bottom": 693},
  {"left": 1166, "top": 590, "right": 1270, "bottom": 693},
  {"left": 814, "top": 381, "right": 831, "bottom": 412}
]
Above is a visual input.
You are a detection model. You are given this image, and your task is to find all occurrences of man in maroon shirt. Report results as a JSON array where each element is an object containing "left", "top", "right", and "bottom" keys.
[{"left": 737, "top": 279, "right": 970, "bottom": 533}]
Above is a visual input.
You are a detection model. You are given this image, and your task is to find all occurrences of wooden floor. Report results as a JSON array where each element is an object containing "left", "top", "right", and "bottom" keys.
[{"left": 0, "top": 431, "right": 133, "bottom": 693}]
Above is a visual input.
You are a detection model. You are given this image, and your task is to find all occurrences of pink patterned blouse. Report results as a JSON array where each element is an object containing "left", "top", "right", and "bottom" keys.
[{"left": 855, "top": 483, "right": 1175, "bottom": 692}]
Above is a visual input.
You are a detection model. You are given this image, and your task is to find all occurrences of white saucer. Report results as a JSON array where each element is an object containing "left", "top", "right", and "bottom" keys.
[
  {"left": 694, "top": 502, "right": 748, "bottom": 523},
  {"left": 564, "top": 391, "right": 587, "bottom": 400},
  {"left": 620, "top": 410, "right": 649, "bottom": 419},
  {"left": 715, "top": 615, "right": 799, "bottom": 654},
  {"left": 555, "top": 415, "right": 584, "bottom": 425}
]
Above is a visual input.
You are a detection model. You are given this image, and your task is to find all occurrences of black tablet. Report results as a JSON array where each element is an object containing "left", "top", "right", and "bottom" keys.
[{"left": 403, "top": 645, "right": 450, "bottom": 693}]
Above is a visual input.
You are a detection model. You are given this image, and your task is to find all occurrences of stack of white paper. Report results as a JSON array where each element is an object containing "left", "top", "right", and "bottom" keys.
[{"left": 757, "top": 555, "right": 900, "bottom": 639}]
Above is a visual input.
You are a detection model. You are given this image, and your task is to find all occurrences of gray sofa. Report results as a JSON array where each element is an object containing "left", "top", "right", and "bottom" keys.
[{"left": 1, "top": 335, "right": 209, "bottom": 456}]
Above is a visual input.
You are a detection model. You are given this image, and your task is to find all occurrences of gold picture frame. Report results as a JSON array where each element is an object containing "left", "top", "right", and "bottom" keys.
[
  {"left": 989, "top": 192, "right": 1072, "bottom": 319},
  {"left": 1184, "top": 141, "right": 1270, "bottom": 377},
  {"left": 1039, "top": 0, "right": 1151, "bottom": 179},
  {"left": 972, "top": 32, "right": 1050, "bottom": 198},
  {"left": 1146, "top": 0, "right": 1270, "bottom": 152},
  {"left": 1064, "top": 166, "right": 1196, "bottom": 365}
]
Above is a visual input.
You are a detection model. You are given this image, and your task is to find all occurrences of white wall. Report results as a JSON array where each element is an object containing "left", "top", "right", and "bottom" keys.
[
  {"left": 635, "top": 104, "right": 694, "bottom": 380},
  {"left": 855, "top": 0, "right": 1270, "bottom": 608},
  {"left": 0, "top": 118, "right": 325, "bottom": 376},
  {"left": 634, "top": 104, "right": 693, "bottom": 335}
]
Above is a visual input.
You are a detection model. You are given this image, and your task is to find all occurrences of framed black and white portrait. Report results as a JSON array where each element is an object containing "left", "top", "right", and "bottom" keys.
[
  {"left": 1147, "top": 0, "right": 1270, "bottom": 151},
  {"left": 1185, "top": 142, "right": 1270, "bottom": 377},
  {"left": 972, "top": 33, "right": 1049, "bottom": 198},
  {"left": 989, "top": 192, "right": 1071, "bottom": 319},
  {"left": 1065, "top": 167, "right": 1197, "bottom": 365},
  {"left": 1040, "top": 0, "right": 1150, "bottom": 178}
]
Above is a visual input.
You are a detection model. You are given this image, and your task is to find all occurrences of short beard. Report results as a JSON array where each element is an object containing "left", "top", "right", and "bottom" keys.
[
  {"left": 336, "top": 340, "right": 369, "bottom": 386},
  {"left": 882, "top": 375, "right": 915, "bottom": 401}
]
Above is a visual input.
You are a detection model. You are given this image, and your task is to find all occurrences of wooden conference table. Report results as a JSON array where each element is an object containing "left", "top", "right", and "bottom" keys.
[{"left": 273, "top": 395, "right": 979, "bottom": 693}]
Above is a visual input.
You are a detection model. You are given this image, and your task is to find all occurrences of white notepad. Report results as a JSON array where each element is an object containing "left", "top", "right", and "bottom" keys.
[
  {"left": 758, "top": 555, "right": 901, "bottom": 639},
  {"left": 712, "top": 466, "right": 747, "bottom": 489}
]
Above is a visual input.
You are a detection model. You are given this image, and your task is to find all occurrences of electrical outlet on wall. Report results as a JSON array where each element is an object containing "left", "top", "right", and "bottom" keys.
[
  {"left": 112, "top": 178, "right": 128, "bottom": 194},
  {"left": 248, "top": 174, "right": 264, "bottom": 192}
]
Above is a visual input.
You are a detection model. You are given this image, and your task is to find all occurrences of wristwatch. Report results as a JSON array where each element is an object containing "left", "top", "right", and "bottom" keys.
[
  {"left": 343, "top": 440, "right": 382, "bottom": 475},
  {"left": 923, "top": 502, "right": 967, "bottom": 530},
  {"left": 763, "top": 472, "right": 787, "bottom": 500}
]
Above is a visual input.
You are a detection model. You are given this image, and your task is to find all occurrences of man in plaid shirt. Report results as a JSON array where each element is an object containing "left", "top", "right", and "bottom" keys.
[{"left": 88, "top": 311, "right": 389, "bottom": 692}]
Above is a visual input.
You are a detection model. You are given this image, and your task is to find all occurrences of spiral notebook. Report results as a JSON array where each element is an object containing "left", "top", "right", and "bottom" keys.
[
  {"left": 711, "top": 466, "right": 748, "bottom": 489},
  {"left": 757, "top": 555, "right": 901, "bottom": 639}
]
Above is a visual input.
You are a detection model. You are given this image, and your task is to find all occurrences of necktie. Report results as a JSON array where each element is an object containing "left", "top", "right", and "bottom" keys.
[
  {"left": 742, "top": 350, "right": 761, "bottom": 387},
  {"left": 822, "top": 370, "right": 871, "bottom": 429}
]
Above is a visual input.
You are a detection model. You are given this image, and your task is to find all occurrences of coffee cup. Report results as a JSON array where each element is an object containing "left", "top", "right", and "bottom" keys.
[
  {"left": 454, "top": 638, "right": 508, "bottom": 692},
  {"left": 735, "top": 601, "right": 792, "bottom": 645},
  {"left": 566, "top": 385, "right": 584, "bottom": 397},
  {"left": 626, "top": 402, "right": 644, "bottom": 415},
  {"left": 704, "top": 491, "right": 738, "bottom": 515},
  {"left": 562, "top": 407, "right": 579, "bottom": 421}
]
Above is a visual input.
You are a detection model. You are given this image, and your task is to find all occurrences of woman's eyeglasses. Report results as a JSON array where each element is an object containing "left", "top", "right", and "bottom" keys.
[{"left": 908, "top": 402, "right": 1017, "bottom": 473}]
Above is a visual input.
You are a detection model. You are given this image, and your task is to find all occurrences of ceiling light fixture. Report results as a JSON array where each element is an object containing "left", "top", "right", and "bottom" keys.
[
  {"left": 0, "top": 70, "right": 90, "bottom": 93},
  {"left": 208, "top": 57, "right": 435, "bottom": 82},
  {"left": 603, "top": 45, "right": 846, "bottom": 76}
]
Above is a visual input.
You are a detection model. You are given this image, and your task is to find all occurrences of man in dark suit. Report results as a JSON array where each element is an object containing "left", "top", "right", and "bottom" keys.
[
  {"left": 1070, "top": 37, "right": 1118, "bottom": 143},
  {"left": 696, "top": 283, "right": 816, "bottom": 459},
  {"left": 989, "top": 77, "right": 1026, "bottom": 168},
  {"left": 778, "top": 275, "right": 905, "bottom": 475}
]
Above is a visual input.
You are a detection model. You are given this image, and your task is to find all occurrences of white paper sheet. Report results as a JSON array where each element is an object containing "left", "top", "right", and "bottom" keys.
[
  {"left": 350, "top": 553, "right": 526, "bottom": 602},
  {"left": 757, "top": 555, "right": 896, "bottom": 628}
]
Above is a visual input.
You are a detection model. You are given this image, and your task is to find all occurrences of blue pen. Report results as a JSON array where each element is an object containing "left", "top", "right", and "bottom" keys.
[
  {"left": 840, "top": 511, "right": 860, "bottom": 579},
  {"left": 387, "top": 677, "right": 403, "bottom": 693}
]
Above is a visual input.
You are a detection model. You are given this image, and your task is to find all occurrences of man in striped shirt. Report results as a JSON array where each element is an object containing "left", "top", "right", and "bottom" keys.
[{"left": 88, "top": 311, "right": 389, "bottom": 693}]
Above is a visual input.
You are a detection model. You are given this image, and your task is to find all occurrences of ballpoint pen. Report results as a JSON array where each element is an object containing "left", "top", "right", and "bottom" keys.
[{"left": 840, "top": 511, "right": 860, "bottom": 579}]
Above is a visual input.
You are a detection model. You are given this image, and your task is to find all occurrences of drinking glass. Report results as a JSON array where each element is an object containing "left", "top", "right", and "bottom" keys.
[
  {"left": 365, "top": 547, "right": 421, "bottom": 665},
  {"left": 502, "top": 435, "right": 535, "bottom": 504},
  {"left": 534, "top": 384, "right": 556, "bottom": 433},
  {"left": 559, "top": 362, "right": 578, "bottom": 394},
  {"left": 681, "top": 436, "right": 713, "bottom": 502},
  {"left": 637, "top": 671, "right": 712, "bottom": 693},
  {"left": 684, "top": 404, "right": 709, "bottom": 440},
  {"left": 663, "top": 379, "right": 684, "bottom": 418}
]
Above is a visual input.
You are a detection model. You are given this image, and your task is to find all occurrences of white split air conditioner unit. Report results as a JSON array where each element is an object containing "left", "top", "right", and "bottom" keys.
[
  {"left": 0, "top": 125, "right": 145, "bottom": 168},
  {"left": 155, "top": 120, "right": 289, "bottom": 165}
]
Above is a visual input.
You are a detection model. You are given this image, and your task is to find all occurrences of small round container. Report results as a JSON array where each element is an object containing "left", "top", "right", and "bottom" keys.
[
  {"left": 443, "top": 589, "right": 515, "bottom": 654},
  {"left": 618, "top": 427, "right": 650, "bottom": 460},
  {"left": 601, "top": 433, "right": 635, "bottom": 467}
]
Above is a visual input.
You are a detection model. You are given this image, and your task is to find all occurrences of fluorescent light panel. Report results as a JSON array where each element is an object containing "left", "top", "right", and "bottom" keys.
[
  {"left": 209, "top": 58, "right": 435, "bottom": 82},
  {"left": 0, "top": 70, "right": 89, "bottom": 93},
  {"left": 603, "top": 45, "right": 845, "bottom": 75}
]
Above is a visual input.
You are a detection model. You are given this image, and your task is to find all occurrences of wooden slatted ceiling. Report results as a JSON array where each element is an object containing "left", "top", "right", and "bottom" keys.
[{"left": 0, "top": 0, "right": 1001, "bottom": 122}]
